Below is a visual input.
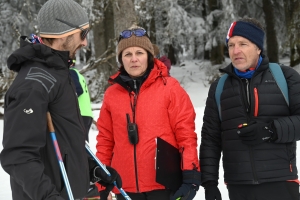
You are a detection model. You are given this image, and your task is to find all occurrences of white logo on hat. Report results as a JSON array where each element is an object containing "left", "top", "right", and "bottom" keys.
[{"left": 24, "top": 108, "right": 33, "bottom": 114}]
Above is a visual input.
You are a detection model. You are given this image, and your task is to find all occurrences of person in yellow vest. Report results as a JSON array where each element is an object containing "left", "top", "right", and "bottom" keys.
[{"left": 70, "top": 67, "right": 93, "bottom": 141}]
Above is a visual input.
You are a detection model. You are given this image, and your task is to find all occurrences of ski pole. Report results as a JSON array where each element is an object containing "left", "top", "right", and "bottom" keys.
[
  {"left": 47, "top": 112, "right": 74, "bottom": 200},
  {"left": 85, "top": 141, "right": 132, "bottom": 200}
]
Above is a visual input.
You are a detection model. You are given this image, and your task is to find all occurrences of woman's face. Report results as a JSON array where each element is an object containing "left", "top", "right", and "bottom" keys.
[{"left": 121, "top": 46, "right": 148, "bottom": 78}]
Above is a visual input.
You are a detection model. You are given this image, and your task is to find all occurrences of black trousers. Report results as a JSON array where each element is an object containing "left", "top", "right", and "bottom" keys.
[
  {"left": 227, "top": 181, "right": 299, "bottom": 200},
  {"left": 116, "top": 189, "right": 173, "bottom": 200}
]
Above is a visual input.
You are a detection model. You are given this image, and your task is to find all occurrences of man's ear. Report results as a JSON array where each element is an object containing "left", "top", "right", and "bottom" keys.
[{"left": 257, "top": 48, "right": 261, "bottom": 55}]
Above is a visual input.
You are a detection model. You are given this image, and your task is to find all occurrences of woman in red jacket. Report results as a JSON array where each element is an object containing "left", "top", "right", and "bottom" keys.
[{"left": 96, "top": 25, "right": 201, "bottom": 200}]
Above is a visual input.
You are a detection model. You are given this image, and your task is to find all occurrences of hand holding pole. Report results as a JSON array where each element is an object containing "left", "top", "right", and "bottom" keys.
[{"left": 85, "top": 141, "right": 131, "bottom": 200}]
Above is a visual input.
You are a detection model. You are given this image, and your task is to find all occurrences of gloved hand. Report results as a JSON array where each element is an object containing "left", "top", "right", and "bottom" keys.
[
  {"left": 170, "top": 170, "right": 201, "bottom": 200},
  {"left": 203, "top": 181, "right": 222, "bottom": 200},
  {"left": 237, "top": 121, "right": 277, "bottom": 145},
  {"left": 94, "top": 165, "right": 122, "bottom": 200}
]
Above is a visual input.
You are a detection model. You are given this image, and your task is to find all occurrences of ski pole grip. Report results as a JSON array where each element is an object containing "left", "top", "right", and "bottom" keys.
[{"left": 47, "top": 112, "right": 55, "bottom": 132}]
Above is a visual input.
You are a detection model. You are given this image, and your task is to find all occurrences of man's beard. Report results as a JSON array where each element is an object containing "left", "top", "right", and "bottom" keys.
[{"left": 61, "top": 35, "right": 78, "bottom": 59}]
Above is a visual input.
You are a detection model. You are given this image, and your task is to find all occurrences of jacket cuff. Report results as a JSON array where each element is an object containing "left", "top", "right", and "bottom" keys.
[
  {"left": 182, "top": 170, "right": 201, "bottom": 185},
  {"left": 269, "top": 121, "right": 278, "bottom": 141},
  {"left": 201, "top": 180, "right": 218, "bottom": 188}
]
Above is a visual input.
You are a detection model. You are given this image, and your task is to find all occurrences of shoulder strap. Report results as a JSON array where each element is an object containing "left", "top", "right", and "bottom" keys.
[
  {"left": 215, "top": 74, "right": 228, "bottom": 121},
  {"left": 269, "top": 63, "right": 289, "bottom": 106}
]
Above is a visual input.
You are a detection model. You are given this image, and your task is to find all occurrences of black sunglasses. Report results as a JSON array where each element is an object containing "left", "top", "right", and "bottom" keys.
[
  {"left": 118, "top": 28, "right": 149, "bottom": 42},
  {"left": 56, "top": 18, "right": 89, "bottom": 40}
]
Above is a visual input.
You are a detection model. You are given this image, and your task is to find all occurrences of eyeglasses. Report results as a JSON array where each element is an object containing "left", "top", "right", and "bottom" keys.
[
  {"left": 56, "top": 18, "right": 89, "bottom": 40},
  {"left": 118, "top": 28, "right": 149, "bottom": 42},
  {"left": 80, "top": 28, "right": 89, "bottom": 40}
]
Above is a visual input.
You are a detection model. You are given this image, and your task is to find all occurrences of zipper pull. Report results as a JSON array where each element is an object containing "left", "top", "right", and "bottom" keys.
[{"left": 133, "top": 79, "right": 137, "bottom": 91}]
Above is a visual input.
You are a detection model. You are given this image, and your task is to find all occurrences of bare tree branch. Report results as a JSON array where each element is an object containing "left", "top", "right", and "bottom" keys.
[{"left": 79, "top": 52, "right": 116, "bottom": 74}]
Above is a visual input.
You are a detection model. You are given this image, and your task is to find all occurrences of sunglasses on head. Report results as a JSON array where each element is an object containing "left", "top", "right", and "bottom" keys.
[
  {"left": 118, "top": 28, "right": 148, "bottom": 42},
  {"left": 56, "top": 18, "right": 89, "bottom": 40}
]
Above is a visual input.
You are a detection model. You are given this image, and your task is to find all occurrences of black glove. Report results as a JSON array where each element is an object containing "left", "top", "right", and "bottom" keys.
[
  {"left": 88, "top": 157, "right": 122, "bottom": 185},
  {"left": 237, "top": 121, "right": 277, "bottom": 145},
  {"left": 170, "top": 170, "right": 201, "bottom": 200},
  {"left": 203, "top": 181, "right": 222, "bottom": 200},
  {"left": 93, "top": 165, "right": 122, "bottom": 199}
]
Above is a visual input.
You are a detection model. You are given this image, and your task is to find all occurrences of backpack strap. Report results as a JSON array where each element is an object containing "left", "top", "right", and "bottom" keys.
[
  {"left": 215, "top": 74, "right": 228, "bottom": 121},
  {"left": 269, "top": 63, "right": 289, "bottom": 106}
]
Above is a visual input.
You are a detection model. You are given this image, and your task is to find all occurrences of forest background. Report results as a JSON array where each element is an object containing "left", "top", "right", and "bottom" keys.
[{"left": 0, "top": 0, "right": 300, "bottom": 114}]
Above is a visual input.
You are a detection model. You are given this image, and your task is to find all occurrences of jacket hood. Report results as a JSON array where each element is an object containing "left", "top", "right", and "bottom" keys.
[{"left": 7, "top": 36, "right": 69, "bottom": 72}]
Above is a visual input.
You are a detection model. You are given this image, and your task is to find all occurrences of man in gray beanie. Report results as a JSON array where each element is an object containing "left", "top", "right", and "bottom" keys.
[{"left": 0, "top": 0, "right": 121, "bottom": 199}]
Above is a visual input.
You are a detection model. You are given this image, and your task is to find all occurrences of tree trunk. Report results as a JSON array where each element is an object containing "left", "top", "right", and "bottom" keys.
[
  {"left": 113, "top": 0, "right": 137, "bottom": 36},
  {"left": 149, "top": 14, "right": 156, "bottom": 44},
  {"left": 206, "top": 0, "right": 224, "bottom": 65},
  {"left": 284, "top": 0, "right": 300, "bottom": 67},
  {"left": 90, "top": 0, "right": 118, "bottom": 100},
  {"left": 262, "top": 0, "right": 278, "bottom": 63},
  {"left": 167, "top": 44, "right": 177, "bottom": 65}
]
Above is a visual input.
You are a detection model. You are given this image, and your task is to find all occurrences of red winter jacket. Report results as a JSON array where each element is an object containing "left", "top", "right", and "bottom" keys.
[{"left": 96, "top": 59, "right": 199, "bottom": 193}]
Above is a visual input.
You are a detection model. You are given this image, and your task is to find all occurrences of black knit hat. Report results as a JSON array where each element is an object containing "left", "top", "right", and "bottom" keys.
[
  {"left": 37, "top": 0, "right": 89, "bottom": 38},
  {"left": 226, "top": 21, "right": 264, "bottom": 50}
]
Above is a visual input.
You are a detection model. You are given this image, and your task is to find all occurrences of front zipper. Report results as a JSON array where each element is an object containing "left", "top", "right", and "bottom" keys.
[
  {"left": 241, "top": 78, "right": 250, "bottom": 114},
  {"left": 254, "top": 88, "right": 258, "bottom": 117},
  {"left": 249, "top": 146, "right": 259, "bottom": 184},
  {"left": 246, "top": 79, "right": 250, "bottom": 108},
  {"left": 133, "top": 145, "right": 139, "bottom": 192},
  {"left": 129, "top": 93, "right": 140, "bottom": 192},
  {"left": 130, "top": 80, "right": 140, "bottom": 192},
  {"left": 242, "top": 79, "right": 259, "bottom": 183}
]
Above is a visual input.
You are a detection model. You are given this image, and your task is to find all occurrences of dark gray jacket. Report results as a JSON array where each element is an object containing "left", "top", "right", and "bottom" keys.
[
  {"left": 0, "top": 37, "right": 90, "bottom": 199},
  {"left": 200, "top": 55, "right": 300, "bottom": 185}
]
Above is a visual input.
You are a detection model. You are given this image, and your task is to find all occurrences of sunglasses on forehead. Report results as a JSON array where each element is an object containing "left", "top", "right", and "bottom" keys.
[
  {"left": 118, "top": 28, "right": 149, "bottom": 42},
  {"left": 56, "top": 18, "right": 89, "bottom": 40}
]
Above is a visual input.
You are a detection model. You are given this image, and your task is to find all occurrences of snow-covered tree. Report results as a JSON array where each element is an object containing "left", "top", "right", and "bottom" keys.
[{"left": 135, "top": 0, "right": 206, "bottom": 64}]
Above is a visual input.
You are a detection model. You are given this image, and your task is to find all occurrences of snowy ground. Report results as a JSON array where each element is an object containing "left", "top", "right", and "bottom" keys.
[{"left": 0, "top": 59, "right": 299, "bottom": 199}]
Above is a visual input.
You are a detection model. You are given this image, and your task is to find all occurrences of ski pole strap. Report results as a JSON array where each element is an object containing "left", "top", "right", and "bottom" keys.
[{"left": 92, "top": 166, "right": 101, "bottom": 183}]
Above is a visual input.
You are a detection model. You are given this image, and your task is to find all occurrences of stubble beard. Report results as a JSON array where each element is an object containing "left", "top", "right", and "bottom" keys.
[{"left": 62, "top": 35, "right": 79, "bottom": 59}]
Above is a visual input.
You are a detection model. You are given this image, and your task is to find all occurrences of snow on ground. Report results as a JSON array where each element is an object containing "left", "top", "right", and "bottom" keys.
[{"left": 1, "top": 59, "right": 299, "bottom": 199}]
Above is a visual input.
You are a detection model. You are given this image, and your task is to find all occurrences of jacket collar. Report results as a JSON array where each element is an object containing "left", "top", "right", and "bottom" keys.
[
  {"left": 220, "top": 54, "right": 269, "bottom": 76},
  {"left": 108, "top": 58, "right": 169, "bottom": 90}
]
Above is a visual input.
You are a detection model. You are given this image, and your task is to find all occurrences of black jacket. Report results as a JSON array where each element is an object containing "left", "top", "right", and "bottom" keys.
[
  {"left": 0, "top": 37, "right": 90, "bottom": 199},
  {"left": 200, "top": 55, "right": 300, "bottom": 185}
]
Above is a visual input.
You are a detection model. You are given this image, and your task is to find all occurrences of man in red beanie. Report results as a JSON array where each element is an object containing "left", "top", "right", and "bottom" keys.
[{"left": 200, "top": 17, "right": 300, "bottom": 200}]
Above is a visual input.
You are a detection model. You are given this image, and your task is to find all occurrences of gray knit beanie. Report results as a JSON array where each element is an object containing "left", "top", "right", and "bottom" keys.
[{"left": 37, "top": 0, "right": 89, "bottom": 38}]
